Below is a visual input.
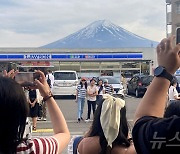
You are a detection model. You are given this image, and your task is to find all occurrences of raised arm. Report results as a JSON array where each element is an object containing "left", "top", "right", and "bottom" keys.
[
  {"left": 93, "top": 87, "right": 98, "bottom": 96},
  {"left": 134, "top": 37, "right": 180, "bottom": 123},
  {"left": 87, "top": 86, "right": 92, "bottom": 96},
  {"left": 34, "top": 71, "right": 70, "bottom": 154}
]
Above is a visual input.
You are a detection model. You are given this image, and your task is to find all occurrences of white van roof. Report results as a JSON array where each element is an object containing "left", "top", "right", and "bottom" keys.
[{"left": 54, "top": 70, "right": 77, "bottom": 73}]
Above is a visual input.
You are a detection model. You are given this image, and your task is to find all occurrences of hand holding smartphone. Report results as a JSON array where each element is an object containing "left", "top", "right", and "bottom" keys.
[{"left": 15, "top": 72, "right": 40, "bottom": 87}]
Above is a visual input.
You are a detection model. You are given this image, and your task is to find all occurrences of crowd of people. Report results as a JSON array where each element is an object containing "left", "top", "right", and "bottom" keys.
[
  {"left": 1, "top": 36, "right": 180, "bottom": 153},
  {"left": 76, "top": 77, "right": 114, "bottom": 123}
]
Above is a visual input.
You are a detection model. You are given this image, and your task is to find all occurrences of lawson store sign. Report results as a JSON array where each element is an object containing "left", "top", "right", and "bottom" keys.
[{"left": 0, "top": 53, "right": 143, "bottom": 61}]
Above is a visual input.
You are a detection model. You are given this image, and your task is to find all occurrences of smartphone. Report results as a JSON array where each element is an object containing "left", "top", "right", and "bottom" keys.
[
  {"left": 15, "top": 72, "right": 39, "bottom": 87},
  {"left": 176, "top": 27, "right": 180, "bottom": 44}
]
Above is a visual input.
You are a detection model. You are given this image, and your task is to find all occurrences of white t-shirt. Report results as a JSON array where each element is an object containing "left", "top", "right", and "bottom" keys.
[
  {"left": 87, "top": 85, "right": 98, "bottom": 101},
  {"left": 97, "top": 86, "right": 105, "bottom": 95},
  {"left": 168, "top": 85, "right": 179, "bottom": 100}
]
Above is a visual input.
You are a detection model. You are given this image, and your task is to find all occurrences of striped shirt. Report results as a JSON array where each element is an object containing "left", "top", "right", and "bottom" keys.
[
  {"left": 16, "top": 137, "right": 59, "bottom": 154},
  {"left": 77, "top": 84, "right": 87, "bottom": 98},
  {"left": 104, "top": 85, "right": 113, "bottom": 94}
]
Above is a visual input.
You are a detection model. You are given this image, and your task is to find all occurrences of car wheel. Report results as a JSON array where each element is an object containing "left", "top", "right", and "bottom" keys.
[{"left": 135, "top": 89, "right": 140, "bottom": 98}]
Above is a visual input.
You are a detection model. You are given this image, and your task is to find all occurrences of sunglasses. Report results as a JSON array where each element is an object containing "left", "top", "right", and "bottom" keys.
[{"left": 82, "top": 80, "right": 86, "bottom": 81}]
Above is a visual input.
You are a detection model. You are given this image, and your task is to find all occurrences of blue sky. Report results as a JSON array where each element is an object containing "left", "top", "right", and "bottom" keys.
[{"left": 0, "top": 0, "right": 166, "bottom": 47}]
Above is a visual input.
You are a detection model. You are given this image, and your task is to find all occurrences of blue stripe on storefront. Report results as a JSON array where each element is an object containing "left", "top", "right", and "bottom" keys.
[
  {"left": 52, "top": 54, "right": 142, "bottom": 59},
  {"left": 0, "top": 53, "right": 143, "bottom": 60},
  {"left": 98, "top": 55, "right": 112, "bottom": 58},
  {"left": 8, "top": 55, "right": 24, "bottom": 59},
  {"left": 0, "top": 55, "right": 8, "bottom": 59},
  {"left": 51, "top": 55, "right": 67, "bottom": 59},
  {"left": 127, "top": 54, "right": 142, "bottom": 58},
  {"left": 112, "top": 55, "right": 128, "bottom": 59}
]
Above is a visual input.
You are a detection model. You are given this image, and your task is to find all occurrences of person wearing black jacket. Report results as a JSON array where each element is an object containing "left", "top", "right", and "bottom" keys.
[{"left": 132, "top": 36, "right": 180, "bottom": 154}]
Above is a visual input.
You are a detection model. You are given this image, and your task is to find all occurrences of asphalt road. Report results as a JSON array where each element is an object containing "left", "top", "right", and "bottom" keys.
[
  {"left": 33, "top": 94, "right": 141, "bottom": 134},
  {"left": 32, "top": 94, "right": 141, "bottom": 153}
]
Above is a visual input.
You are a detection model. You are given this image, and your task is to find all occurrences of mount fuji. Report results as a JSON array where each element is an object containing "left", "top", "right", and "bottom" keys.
[{"left": 41, "top": 20, "right": 158, "bottom": 48}]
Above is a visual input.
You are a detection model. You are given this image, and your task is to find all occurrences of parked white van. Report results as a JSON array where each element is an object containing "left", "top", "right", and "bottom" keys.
[{"left": 52, "top": 70, "right": 78, "bottom": 96}]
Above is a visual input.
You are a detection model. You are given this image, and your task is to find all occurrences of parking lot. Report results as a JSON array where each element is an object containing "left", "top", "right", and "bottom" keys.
[
  {"left": 33, "top": 94, "right": 141, "bottom": 135},
  {"left": 31, "top": 94, "right": 141, "bottom": 153}
]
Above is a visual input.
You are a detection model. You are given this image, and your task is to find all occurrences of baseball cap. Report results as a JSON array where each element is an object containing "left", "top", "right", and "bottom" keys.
[
  {"left": 81, "top": 77, "right": 86, "bottom": 81},
  {"left": 104, "top": 79, "right": 108, "bottom": 83}
]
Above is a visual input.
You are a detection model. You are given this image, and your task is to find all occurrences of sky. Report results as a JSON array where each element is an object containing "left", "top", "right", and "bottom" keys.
[{"left": 0, "top": 0, "right": 166, "bottom": 47}]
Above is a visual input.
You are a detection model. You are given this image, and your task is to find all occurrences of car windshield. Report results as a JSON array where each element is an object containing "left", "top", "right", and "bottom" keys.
[
  {"left": 100, "top": 77, "right": 120, "bottom": 84},
  {"left": 124, "top": 73, "right": 132, "bottom": 78},
  {"left": 141, "top": 76, "right": 154, "bottom": 83},
  {"left": 54, "top": 72, "right": 76, "bottom": 80}
]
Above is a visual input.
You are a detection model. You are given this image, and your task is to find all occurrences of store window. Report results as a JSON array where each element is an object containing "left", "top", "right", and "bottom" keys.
[
  {"left": 141, "top": 61, "right": 150, "bottom": 75},
  {"left": 101, "top": 70, "right": 113, "bottom": 76},
  {"left": 101, "top": 62, "right": 120, "bottom": 70},
  {"left": 176, "top": 2, "right": 180, "bottom": 14},
  {"left": 56, "top": 62, "right": 80, "bottom": 71},
  {"left": 81, "top": 62, "right": 99, "bottom": 70},
  {"left": 121, "top": 62, "right": 140, "bottom": 69}
]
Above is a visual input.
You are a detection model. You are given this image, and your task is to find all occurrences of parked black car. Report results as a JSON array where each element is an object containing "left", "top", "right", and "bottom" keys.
[{"left": 127, "top": 74, "right": 154, "bottom": 97}]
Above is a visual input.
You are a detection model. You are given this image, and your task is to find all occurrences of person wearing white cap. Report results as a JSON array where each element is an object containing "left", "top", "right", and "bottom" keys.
[
  {"left": 104, "top": 79, "right": 114, "bottom": 95},
  {"left": 77, "top": 94, "right": 136, "bottom": 154}
]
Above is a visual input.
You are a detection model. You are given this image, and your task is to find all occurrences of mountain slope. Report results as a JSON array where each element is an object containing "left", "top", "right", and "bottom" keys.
[{"left": 41, "top": 20, "right": 158, "bottom": 48}]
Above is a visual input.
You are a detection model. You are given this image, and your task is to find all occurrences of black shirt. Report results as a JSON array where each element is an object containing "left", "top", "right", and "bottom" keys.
[
  {"left": 29, "top": 89, "right": 37, "bottom": 102},
  {"left": 132, "top": 115, "right": 180, "bottom": 154}
]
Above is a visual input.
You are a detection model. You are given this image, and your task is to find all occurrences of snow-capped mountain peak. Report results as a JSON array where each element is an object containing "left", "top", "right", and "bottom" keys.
[
  {"left": 41, "top": 20, "right": 158, "bottom": 48},
  {"left": 71, "top": 20, "right": 124, "bottom": 39}
]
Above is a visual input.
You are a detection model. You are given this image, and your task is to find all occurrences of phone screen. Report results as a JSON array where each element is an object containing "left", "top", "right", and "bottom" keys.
[
  {"left": 15, "top": 72, "right": 35, "bottom": 87},
  {"left": 176, "top": 27, "right": 180, "bottom": 44}
]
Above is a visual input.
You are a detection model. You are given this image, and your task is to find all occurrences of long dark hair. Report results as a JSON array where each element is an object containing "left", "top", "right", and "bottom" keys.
[
  {"left": 80, "top": 81, "right": 87, "bottom": 89},
  {"left": 164, "top": 101, "right": 180, "bottom": 117},
  {"left": 97, "top": 79, "right": 103, "bottom": 94},
  {"left": 89, "top": 99, "right": 130, "bottom": 154},
  {"left": 0, "top": 77, "right": 29, "bottom": 153}
]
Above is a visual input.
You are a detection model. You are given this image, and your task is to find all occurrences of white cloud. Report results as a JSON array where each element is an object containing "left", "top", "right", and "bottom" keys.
[{"left": 0, "top": 0, "right": 166, "bottom": 47}]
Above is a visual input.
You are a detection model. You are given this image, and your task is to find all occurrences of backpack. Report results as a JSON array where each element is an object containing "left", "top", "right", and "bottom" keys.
[{"left": 47, "top": 75, "right": 51, "bottom": 88}]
